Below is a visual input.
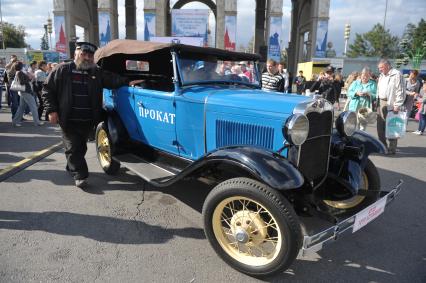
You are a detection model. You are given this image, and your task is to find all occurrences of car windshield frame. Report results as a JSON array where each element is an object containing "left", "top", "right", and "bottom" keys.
[{"left": 176, "top": 54, "right": 261, "bottom": 88}]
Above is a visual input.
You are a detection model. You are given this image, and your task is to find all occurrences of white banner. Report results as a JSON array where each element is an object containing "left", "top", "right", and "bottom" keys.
[
  {"left": 54, "top": 15, "right": 67, "bottom": 60},
  {"left": 224, "top": 15, "right": 236, "bottom": 51},
  {"left": 172, "top": 9, "right": 209, "bottom": 46},
  {"left": 315, "top": 20, "right": 328, "bottom": 58},
  {"left": 268, "top": 17, "right": 282, "bottom": 61},
  {"left": 99, "top": 12, "right": 111, "bottom": 47},
  {"left": 144, "top": 13, "right": 156, "bottom": 41}
]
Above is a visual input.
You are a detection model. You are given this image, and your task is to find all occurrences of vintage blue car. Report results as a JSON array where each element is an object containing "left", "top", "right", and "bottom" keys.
[{"left": 94, "top": 40, "right": 402, "bottom": 277}]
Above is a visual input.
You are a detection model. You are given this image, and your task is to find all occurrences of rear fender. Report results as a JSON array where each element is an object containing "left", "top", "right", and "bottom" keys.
[{"left": 106, "top": 111, "right": 129, "bottom": 145}]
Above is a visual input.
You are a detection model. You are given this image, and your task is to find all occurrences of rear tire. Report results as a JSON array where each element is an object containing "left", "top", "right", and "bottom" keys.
[
  {"left": 202, "top": 177, "right": 302, "bottom": 277},
  {"left": 95, "top": 122, "right": 120, "bottom": 175}
]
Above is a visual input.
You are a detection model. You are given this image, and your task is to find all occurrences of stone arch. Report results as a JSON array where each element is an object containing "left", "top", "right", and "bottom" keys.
[{"left": 172, "top": 0, "right": 217, "bottom": 17}]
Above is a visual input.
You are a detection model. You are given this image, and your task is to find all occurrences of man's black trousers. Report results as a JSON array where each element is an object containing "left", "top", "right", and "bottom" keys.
[{"left": 62, "top": 122, "right": 93, "bottom": 180}]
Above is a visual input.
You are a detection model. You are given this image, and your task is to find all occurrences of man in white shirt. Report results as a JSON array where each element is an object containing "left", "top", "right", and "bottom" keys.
[{"left": 376, "top": 59, "right": 406, "bottom": 155}]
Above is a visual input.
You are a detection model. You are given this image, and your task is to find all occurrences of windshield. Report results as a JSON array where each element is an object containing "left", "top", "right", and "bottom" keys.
[{"left": 177, "top": 56, "right": 260, "bottom": 87}]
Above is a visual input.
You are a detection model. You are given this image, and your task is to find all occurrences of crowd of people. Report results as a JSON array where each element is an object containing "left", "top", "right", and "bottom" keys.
[
  {"left": 261, "top": 58, "right": 425, "bottom": 155},
  {"left": 2, "top": 55, "right": 57, "bottom": 126}
]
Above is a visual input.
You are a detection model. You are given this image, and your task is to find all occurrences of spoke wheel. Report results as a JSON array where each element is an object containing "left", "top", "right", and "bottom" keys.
[
  {"left": 323, "top": 158, "right": 380, "bottom": 211},
  {"left": 203, "top": 178, "right": 302, "bottom": 277},
  {"left": 212, "top": 196, "right": 282, "bottom": 266},
  {"left": 95, "top": 122, "right": 120, "bottom": 175}
]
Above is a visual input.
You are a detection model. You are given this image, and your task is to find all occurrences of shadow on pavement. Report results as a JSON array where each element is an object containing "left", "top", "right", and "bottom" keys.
[
  {"left": 0, "top": 210, "right": 205, "bottom": 244},
  {"left": 389, "top": 145, "right": 426, "bottom": 158},
  {"left": 0, "top": 135, "right": 61, "bottom": 153},
  {"left": 2, "top": 163, "right": 423, "bottom": 281},
  {"left": 2, "top": 167, "right": 210, "bottom": 213}
]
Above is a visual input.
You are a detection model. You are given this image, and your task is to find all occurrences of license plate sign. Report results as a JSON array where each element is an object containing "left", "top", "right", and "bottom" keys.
[{"left": 353, "top": 196, "right": 387, "bottom": 233}]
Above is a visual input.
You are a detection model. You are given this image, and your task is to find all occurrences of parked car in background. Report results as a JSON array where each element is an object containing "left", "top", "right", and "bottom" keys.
[{"left": 93, "top": 40, "right": 403, "bottom": 277}]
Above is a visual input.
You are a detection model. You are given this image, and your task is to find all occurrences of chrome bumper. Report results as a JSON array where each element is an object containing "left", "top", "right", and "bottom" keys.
[{"left": 300, "top": 180, "right": 403, "bottom": 256}]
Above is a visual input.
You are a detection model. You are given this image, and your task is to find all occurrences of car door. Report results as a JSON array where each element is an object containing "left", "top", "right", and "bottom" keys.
[
  {"left": 108, "top": 87, "right": 140, "bottom": 141},
  {"left": 133, "top": 87, "right": 179, "bottom": 155}
]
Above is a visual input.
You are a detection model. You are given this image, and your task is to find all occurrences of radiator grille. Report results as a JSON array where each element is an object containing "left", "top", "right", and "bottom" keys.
[
  {"left": 216, "top": 120, "right": 274, "bottom": 150},
  {"left": 298, "top": 111, "right": 333, "bottom": 183}
]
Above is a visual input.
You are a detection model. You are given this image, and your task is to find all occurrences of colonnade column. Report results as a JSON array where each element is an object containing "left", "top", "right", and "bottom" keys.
[{"left": 125, "top": 0, "right": 137, "bottom": 39}]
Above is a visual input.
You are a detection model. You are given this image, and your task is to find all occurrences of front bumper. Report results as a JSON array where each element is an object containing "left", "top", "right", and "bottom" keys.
[{"left": 300, "top": 180, "right": 403, "bottom": 256}]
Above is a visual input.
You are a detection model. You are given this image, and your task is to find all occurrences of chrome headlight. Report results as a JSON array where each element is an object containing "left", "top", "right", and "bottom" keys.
[
  {"left": 336, "top": 111, "right": 357, "bottom": 137},
  {"left": 283, "top": 114, "right": 309, "bottom": 146}
]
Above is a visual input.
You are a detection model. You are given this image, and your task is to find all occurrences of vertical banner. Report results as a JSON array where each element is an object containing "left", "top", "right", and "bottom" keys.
[
  {"left": 54, "top": 15, "right": 67, "bottom": 60},
  {"left": 144, "top": 13, "right": 156, "bottom": 41},
  {"left": 224, "top": 15, "right": 236, "bottom": 51},
  {"left": 268, "top": 17, "right": 282, "bottom": 61},
  {"left": 315, "top": 20, "right": 328, "bottom": 58},
  {"left": 99, "top": 12, "right": 111, "bottom": 47},
  {"left": 171, "top": 9, "right": 209, "bottom": 46}
]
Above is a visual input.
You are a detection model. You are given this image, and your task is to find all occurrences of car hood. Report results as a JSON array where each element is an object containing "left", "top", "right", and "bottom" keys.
[{"left": 204, "top": 88, "right": 312, "bottom": 115}]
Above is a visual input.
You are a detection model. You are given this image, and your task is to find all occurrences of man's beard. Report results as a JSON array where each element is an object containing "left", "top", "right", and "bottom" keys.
[{"left": 75, "top": 58, "right": 96, "bottom": 70}]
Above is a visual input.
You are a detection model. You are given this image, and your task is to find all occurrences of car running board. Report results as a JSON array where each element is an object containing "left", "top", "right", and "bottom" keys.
[{"left": 113, "top": 153, "right": 176, "bottom": 184}]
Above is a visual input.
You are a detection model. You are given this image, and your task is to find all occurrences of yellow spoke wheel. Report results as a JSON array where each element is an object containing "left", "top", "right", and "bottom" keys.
[
  {"left": 95, "top": 122, "right": 120, "bottom": 175},
  {"left": 323, "top": 158, "right": 381, "bottom": 212},
  {"left": 203, "top": 178, "right": 302, "bottom": 277},
  {"left": 323, "top": 171, "right": 368, "bottom": 209},
  {"left": 97, "top": 128, "right": 112, "bottom": 168},
  {"left": 212, "top": 196, "right": 282, "bottom": 266}
]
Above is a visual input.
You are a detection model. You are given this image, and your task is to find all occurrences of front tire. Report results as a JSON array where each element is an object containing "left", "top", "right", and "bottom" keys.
[
  {"left": 202, "top": 177, "right": 302, "bottom": 277},
  {"left": 95, "top": 122, "right": 120, "bottom": 175},
  {"left": 323, "top": 158, "right": 381, "bottom": 213}
]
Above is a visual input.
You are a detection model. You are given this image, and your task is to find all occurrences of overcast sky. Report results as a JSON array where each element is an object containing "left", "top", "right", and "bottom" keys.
[{"left": 1, "top": 0, "right": 425, "bottom": 56}]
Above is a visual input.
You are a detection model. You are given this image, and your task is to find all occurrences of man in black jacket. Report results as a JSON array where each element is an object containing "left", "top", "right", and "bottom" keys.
[
  {"left": 309, "top": 66, "right": 337, "bottom": 104},
  {"left": 42, "top": 42, "right": 141, "bottom": 188}
]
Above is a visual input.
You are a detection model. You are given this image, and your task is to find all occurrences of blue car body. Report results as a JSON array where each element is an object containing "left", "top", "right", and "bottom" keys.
[
  {"left": 94, "top": 40, "right": 403, "bottom": 276},
  {"left": 97, "top": 40, "right": 386, "bottom": 195},
  {"left": 104, "top": 86, "right": 309, "bottom": 160}
]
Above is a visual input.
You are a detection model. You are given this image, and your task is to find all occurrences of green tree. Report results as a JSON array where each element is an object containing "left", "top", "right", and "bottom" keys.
[
  {"left": 1, "top": 22, "right": 27, "bottom": 48},
  {"left": 40, "top": 34, "right": 49, "bottom": 50},
  {"left": 40, "top": 24, "right": 49, "bottom": 50},
  {"left": 397, "top": 19, "right": 426, "bottom": 69},
  {"left": 404, "top": 19, "right": 426, "bottom": 51},
  {"left": 347, "top": 24, "right": 399, "bottom": 58}
]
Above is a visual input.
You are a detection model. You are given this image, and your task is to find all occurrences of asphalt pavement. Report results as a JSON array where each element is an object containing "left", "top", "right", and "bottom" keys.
[{"left": 0, "top": 98, "right": 425, "bottom": 282}]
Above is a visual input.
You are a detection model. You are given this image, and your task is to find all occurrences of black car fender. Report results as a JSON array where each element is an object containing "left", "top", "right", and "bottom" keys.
[
  {"left": 178, "top": 146, "right": 304, "bottom": 191},
  {"left": 323, "top": 130, "right": 386, "bottom": 196},
  {"left": 105, "top": 110, "right": 129, "bottom": 145},
  {"left": 350, "top": 130, "right": 387, "bottom": 158},
  {"left": 330, "top": 129, "right": 386, "bottom": 167}
]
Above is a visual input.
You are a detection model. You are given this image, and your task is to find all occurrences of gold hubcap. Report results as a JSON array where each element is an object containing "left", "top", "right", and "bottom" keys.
[
  {"left": 97, "top": 129, "right": 111, "bottom": 168},
  {"left": 324, "top": 172, "right": 369, "bottom": 209},
  {"left": 212, "top": 196, "right": 282, "bottom": 266}
]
